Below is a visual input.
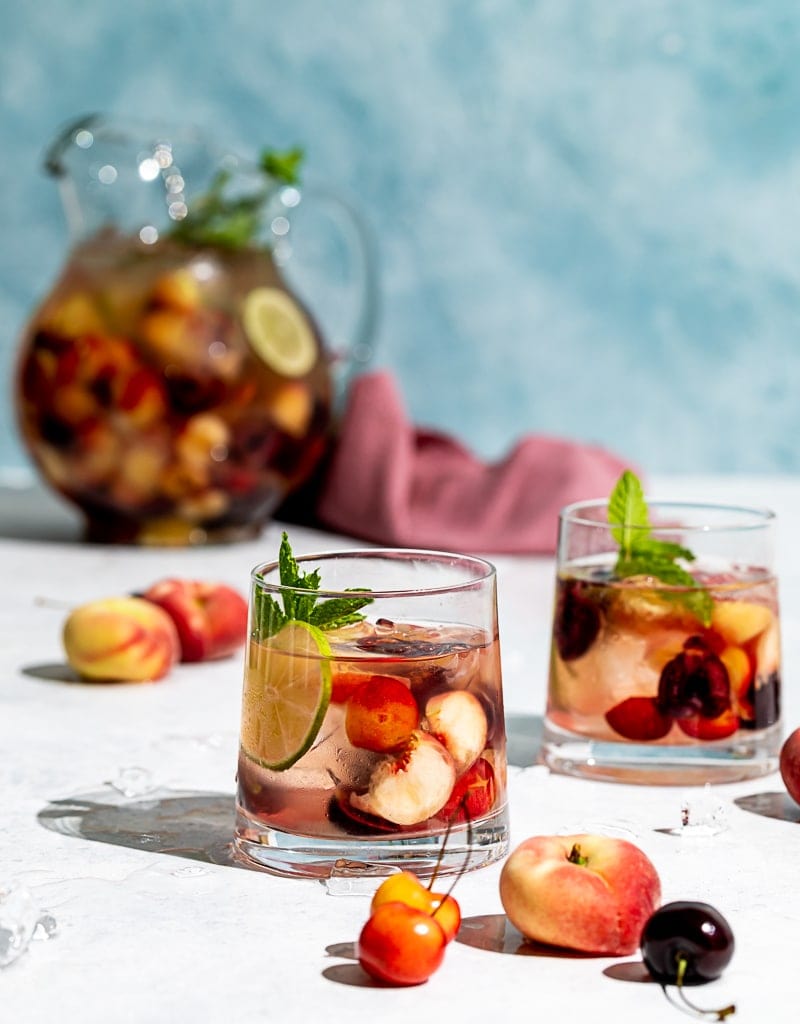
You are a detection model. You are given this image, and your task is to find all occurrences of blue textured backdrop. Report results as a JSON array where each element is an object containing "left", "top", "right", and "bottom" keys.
[{"left": 2, "top": 2, "right": 800, "bottom": 476}]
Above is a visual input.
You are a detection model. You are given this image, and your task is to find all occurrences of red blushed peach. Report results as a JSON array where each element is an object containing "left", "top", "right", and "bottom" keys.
[
  {"left": 63, "top": 597, "right": 180, "bottom": 682},
  {"left": 142, "top": 578, "right": 248, "bottom": 662},
  {"left": 780, "top": 727, "right": 800, "bottom": 806},
  {"left": 499, "top": 834, "right": 661, "bottom": 955},
  {"left": 345, "top": 676, "right": 419, "bottom": 753}
]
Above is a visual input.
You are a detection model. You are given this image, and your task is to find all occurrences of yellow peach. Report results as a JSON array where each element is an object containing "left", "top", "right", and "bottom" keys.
[
  {"left": 110, "top": 442, "right": 170, "bottom": 508},
  {"left": 40, "top": 292, "right": 105, "bottom": 337},
  {"left": 138, "top": 308, "right": 193, "bottom": 364},
  {"left": 150, "top": 268, "right": 203, "bottom": 312},
  {"left": 711, "top": 600, "right": 773, "bottom": 645},
  {"left": 269, "top": 382, "right": 313, "bottom": 438},
  {"left": 719, "top": 644, "right": 752, "bottom": 695},
  {"left": 175, "top": 413, "right": 230, "bottom": 470},
  {"left": 63, "top": 597, "right": 180, "bottom": 682}
]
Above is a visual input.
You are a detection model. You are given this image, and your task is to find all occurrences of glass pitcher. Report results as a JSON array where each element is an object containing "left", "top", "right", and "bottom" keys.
[{"left": 15, "top": 114, "right": 377, "bottom": 545}]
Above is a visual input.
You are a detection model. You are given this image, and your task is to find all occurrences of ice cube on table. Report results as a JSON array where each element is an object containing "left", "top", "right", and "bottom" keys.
[{"left": 0, "top": 883, "right": 57, "bottom": 968}]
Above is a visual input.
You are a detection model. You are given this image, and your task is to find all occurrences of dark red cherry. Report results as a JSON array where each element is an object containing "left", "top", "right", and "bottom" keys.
[
  {"left": 677, "top": 704, "right": 740, "bottom": 740},
  {"left": 641, "top": 901, "right": 735, "bottom": 1019},
  {"left": 605, "top": 696, "right": 673, "bottom": 741},
  {"left": 641, "top": 901, "right": 734, "bottom": 985},
  {"left": 657, "top": 636, "right": 731, "bottom": 720},
  {"left": 553, "top": 580, "right": 601, "bottom": 661},
  {"left": 752, "top": 669, "right": 781, "bottom": 728},
  {"left": 355, "top": 637, "right": 470, "bottom": 658}
]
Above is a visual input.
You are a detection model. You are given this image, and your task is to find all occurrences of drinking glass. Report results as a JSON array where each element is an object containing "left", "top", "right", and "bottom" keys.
[
  {"left": 234, "top": 548, "right": 509, "bottom": 878},
  {"left": 542, "top": 501, "right": 781, "bottom": 784}
]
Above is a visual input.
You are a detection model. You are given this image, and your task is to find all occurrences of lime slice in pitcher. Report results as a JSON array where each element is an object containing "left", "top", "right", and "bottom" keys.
[
  {"left": 240, "top": 620, "right": 332, "bottom": 771},
  {"left": 242, "top": 286, "right": 317, "bottom": 377}
]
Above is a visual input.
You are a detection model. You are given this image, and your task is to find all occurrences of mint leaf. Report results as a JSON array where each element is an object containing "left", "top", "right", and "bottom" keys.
[
  {"left": 676, "top": 589, "right": 715, "bottom": 627},
  {"left": 260, "top": 146, "right": 304, "bottom": 185},
  {"left": 310, "top": 592, "right": 374, "bottom": 631},
  {"left": 615, "top": 554, "right": 696, "bottom": 588},
  {"left": 169, "top": 147, "right": 305, "bottom": 250},
  {"left": 608, "top": 469, "right": 649, "bottom": 559},
  {"left": 253, "top": 532, "right": 372, "bottom": 638},
  {"left": 608, "top": 470, "right": 712, "bottom": 626},
  {"left": 254, "top": 594, "right": 287, "bottom": 638}
]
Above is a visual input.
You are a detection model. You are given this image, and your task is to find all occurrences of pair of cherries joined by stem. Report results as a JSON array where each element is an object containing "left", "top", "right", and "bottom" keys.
[{"left": 356, "top": 869, "right": 462, "bottom": 986}]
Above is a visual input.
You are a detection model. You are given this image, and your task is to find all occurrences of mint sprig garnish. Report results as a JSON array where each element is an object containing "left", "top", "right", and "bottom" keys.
[
  {"left": 259, "top": 146, "right": 304, "bottom": 185},
  {"left": 170, "top": 146, "right": 304, "bottom": 250},
  {"left": 254, "top": 532, "right": 373, "bottom": 638},
  {"left": 608, "top": 470, "right": 713, "bottom": 626}
]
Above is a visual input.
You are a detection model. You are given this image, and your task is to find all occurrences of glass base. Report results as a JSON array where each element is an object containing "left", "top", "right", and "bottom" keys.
[
  {"left": 232, "top": 805, "right": 510, "bottom": 880},
  {"left": 541, "top": 719, "right": 781, "bottom": 785}
]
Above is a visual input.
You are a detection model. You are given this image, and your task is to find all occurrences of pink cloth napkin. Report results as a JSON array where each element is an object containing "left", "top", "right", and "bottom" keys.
[{"left": 314, "top": 371, "right": 632, "bottom": 554}]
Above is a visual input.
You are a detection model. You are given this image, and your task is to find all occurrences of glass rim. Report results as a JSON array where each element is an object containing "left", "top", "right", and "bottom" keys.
[
  {"left": 250, "top": 547, "right": 497, "bottom": 599},
  {"left": 559, "top": 498, "right": 776, "bottom": 533}
]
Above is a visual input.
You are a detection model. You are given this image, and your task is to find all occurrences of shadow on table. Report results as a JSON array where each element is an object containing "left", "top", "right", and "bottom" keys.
[
  {"left": 23, "top": 663, "right": 87, "bottom": 685},
  {"left": 506, "top": 713, "right": 543, "bottom": 768},
  {"left": 734, "top": 790, "right": 800, "bottom": 823},
  {"left": 322, "top": 914, "right": 618, "bottom": 986},
  {"left": 37, "top": 716, "right": 542, "bottom": 874},
  {"left": 37, "top": 789, "right": 243, "bottom": 869},
  {"left": 0, "top": 483, "right": 83, "bottom": 543}
]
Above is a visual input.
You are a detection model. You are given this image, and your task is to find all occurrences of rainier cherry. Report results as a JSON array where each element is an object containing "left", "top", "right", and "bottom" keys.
[
  {"left": 357, "top": 839, "right": 465, "bottom": 985},
  {"left": 345, "top": 676, "right": 419, "bottom": 753},
  {"left": 370, "top": 870, "right": 462, "bottom": 944},
  {"left": 357, "top": 902, "right": 446, "bottom": 986}
]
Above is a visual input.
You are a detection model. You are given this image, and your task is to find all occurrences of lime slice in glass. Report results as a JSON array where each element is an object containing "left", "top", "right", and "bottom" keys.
[
  {"left": 240, "top": 620, "right": 332, "bottom": 771},
  {"left": 242, "top": 286, "right": 317, "bottom": 377}
]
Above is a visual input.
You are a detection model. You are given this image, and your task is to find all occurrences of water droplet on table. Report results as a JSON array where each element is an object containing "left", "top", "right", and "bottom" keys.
[
  {"left": 106, "top": 766, "right": 158, "bottom": 798},
  {"left": 323, "top": 859, "right": 401, "bottom": 896}
]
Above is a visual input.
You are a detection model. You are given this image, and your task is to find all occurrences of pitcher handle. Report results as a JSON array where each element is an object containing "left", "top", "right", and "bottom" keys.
[{"left": 270, "top": 181, "right": 380, "bottom": 402}]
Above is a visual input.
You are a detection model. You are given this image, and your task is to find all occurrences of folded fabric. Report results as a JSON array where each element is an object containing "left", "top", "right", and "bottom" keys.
[{"left": 313, "top": 371, "right": 633, "bottom": 554}]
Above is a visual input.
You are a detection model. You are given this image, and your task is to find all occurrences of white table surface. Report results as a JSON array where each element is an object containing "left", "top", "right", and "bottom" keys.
[{"left": 1, "top": 473, "right": 798, "bottom": 1023}]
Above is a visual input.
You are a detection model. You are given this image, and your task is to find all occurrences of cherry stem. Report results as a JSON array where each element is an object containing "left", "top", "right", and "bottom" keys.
[
  {"left": 661, "top": 954, "right": 736, "bottom": 1021},
  {"left": 428, "top": 794, "right": 473, "bottom": 900}
]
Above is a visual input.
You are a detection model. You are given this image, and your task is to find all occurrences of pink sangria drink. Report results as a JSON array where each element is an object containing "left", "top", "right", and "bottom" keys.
[
  {"left": 16, "top": 230, "right": 333, "bottom": 545},
  {"left": 234, "top": 539, "right": 509, "bottom": 878},
  {"left": 542, "top": 473, "right": 781, "bottom": 784}
]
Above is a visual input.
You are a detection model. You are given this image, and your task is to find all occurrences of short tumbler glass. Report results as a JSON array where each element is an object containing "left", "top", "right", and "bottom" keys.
[
  {"left": 234, "top": 548, "right": 510, "bottom": 878},
  {"left": 542, "top": 501, "right": 782, "bottom": 784}
]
